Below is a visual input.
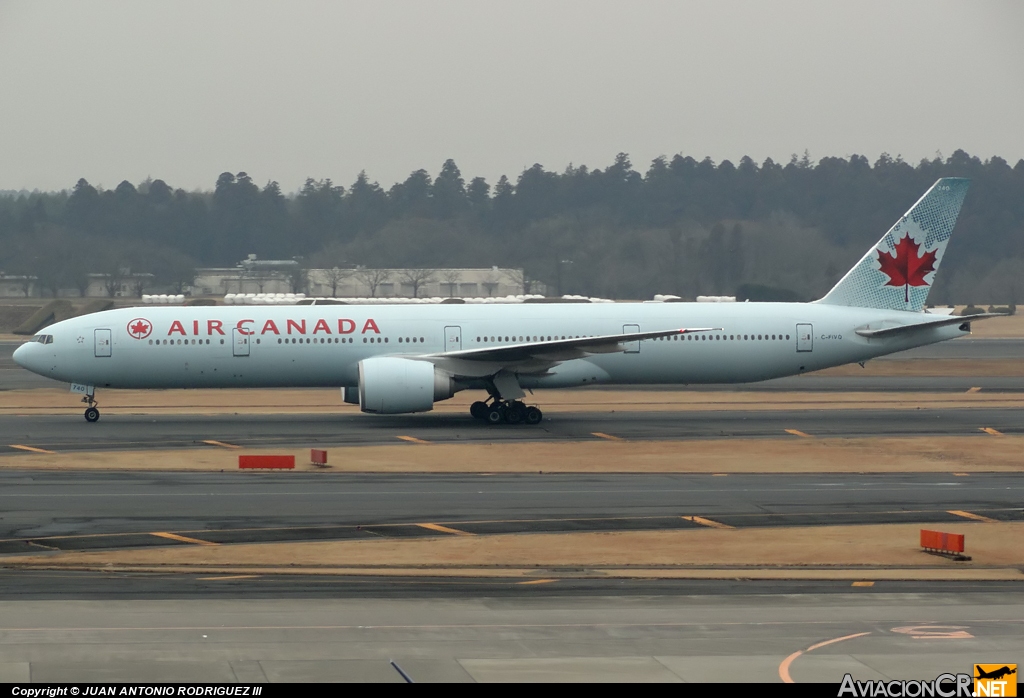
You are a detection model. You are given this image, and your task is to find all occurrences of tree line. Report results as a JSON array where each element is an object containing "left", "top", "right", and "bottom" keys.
[{"left": 1, "top": 149, "right": 1022, "bottom": 302}]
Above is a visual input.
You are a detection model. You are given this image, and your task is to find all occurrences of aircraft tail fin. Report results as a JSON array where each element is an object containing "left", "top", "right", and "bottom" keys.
[{"left": 817, "top": 178, "right": 970, "bottom": 312}]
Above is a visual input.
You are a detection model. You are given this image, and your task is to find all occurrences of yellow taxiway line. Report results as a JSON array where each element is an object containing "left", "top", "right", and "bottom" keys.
[
  {"left": 416, "top": 523, "right": 474, "bottom": 536},
  {"left": 397, "top": 435, "right": 431, "bottom": 444},
  {"left": 779, "top": 632, "right": 872, "bottom": 683},
  {"left": 202, "top": 440, "right": 241, "bottom": 449},
  {"left": 151, "top": 532, "right": 220, "bottom": 546},
  {"left": 948, "top": 509, "right": 999, "bottom": 523},
  {"left": 9, "top": 444, "right": 56, "bottom": 454},
  {"left": 682, "top": 516, "right": 735, "bottom": 530}
]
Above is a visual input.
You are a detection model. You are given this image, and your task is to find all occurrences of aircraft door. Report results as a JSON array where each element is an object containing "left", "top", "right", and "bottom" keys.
[
  {"left": 232, "top": 327, "right": 250, "bottom": 357},
  {"left": 623, "top": 324, "right": 640, "bottom": 353},
  {"left": 444, "top": 326, "right": 462, "bottom": 352},
  {"left": 94, "top": 329, "right": 112, "bottom": 358},
  {"left": 796, "top": 323, "right": 813, "bottom": 352}
]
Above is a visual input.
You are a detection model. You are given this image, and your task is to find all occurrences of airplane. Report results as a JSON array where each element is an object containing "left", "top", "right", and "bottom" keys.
[
  {"left": 975, "top": 666, "right": 1016, "bottom": 681},
  {"left": 14, "top": 177, "right": 995, "bottom": 425}
]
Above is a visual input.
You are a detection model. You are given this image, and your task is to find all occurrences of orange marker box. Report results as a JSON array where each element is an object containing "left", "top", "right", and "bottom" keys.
[{"left": 239, "top": 455, "right": 295, "bottom": 470}]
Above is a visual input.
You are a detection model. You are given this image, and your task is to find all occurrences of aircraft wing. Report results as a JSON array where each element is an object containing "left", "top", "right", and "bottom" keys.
[
  {"left": 855, "top": 313, "right": 1001, "bottom": 338},
  {"left": 417, "top": 327, "right": 719, "bottom": 378}
]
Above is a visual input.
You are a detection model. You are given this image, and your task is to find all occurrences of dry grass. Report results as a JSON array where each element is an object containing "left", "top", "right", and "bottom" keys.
[
  {"left": 3, "top": 435, "right": 1022, "bottom": 474},
  {"left": 6, "top": 522, "right": 1021, "bottom": 581}
]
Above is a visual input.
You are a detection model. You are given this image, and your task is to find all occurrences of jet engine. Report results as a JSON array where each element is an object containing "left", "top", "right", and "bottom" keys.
[{"left": 357, "top": 356, "right": 456, "bottom": 414}]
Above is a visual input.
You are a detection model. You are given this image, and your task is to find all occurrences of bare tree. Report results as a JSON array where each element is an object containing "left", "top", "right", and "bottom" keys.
[
  {"left": 354, "top": 267, "right": 391, "bottom": 297},
  {"left": 482, "top": 270, "right": 499, "bottom": 297},
  {"left": 103, "top": 264, "right": 127, "bottom": 298},
  {"left": 311, "top": 243, "right": 351, "bottom": 297},
  {"left": 398, "top": 268, "right": 437, "bottom": 298},
  {"left": 130, "top": 275, "right": 148, "bottom": 297},
  {"left": 507, "top": 267, "right": 533, "bottom": 294},
  {"left": 158, "top": 251, "right": 197, "bottom": 295},
  {"left": 287, "top": 264, "right": 308, "bottom": 294},
  {"left": 16, "top": 273, "right": 34, "bottom": 298},
  {"left": 72, "top": 271, "right": 90, "bottom": 297},
  {"left": 321, "top": 267, "right": 350, "bottom": 297},
  {"left": 439, "top": 269, "right": 461, "bottom": 297},
  {"left": 253, "top": 272, "right": 269, "bottom": 294}
]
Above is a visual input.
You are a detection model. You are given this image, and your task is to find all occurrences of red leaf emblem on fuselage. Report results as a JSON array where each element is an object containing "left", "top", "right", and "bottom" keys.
[
  {"left": 127, "top": 318, "right": 152, "bottom": 339},
  {"left": 876, "top": 234, "right": 938, "bottom": 303}
]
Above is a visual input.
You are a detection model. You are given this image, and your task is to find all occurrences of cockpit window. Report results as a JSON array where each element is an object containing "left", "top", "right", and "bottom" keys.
[{"left": 30, "top": 335, "right": 53, "bottom": 344}]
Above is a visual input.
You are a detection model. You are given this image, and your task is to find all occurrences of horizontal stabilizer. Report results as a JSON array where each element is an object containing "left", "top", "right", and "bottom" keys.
[{"left": 855, "top": 313, "right": 1000, "bottom": 338}]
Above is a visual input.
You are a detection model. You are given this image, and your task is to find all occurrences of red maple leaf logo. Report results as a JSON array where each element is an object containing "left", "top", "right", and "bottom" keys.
[
  {"left": 127, "top": 318, "right": 152, "bottom": 339},
  {"left": 876, "top": 234, "right": 938, "bottom": 303}
]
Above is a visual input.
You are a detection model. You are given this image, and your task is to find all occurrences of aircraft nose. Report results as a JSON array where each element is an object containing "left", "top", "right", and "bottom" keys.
[{"left": 12, "top": 342, "right": 31, "bottom": 369}]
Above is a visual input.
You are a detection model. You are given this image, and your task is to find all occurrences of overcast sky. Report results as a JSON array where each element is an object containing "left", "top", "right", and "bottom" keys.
[{"left": 1, "top": 0, "right": 1021, "bottom": 193}]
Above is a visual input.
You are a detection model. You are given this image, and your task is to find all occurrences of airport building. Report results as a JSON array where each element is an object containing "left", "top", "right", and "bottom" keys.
[
  {"left": 0, "top": 257, "right": 543, "bottom": 299},
  {"left": 193, "top": 257, "right": 539, "bottom": 298}
]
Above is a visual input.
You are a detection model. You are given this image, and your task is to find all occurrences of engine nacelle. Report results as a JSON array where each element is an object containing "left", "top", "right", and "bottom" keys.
[{"left": 357, "top": 356, "right": 455, "bottom": 414}]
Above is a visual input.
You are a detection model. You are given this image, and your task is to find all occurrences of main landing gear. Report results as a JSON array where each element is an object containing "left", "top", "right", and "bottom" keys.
[
  {"left": 470, "top": 399, "right": 543, "bottom": 426},
  {"left": 82, "top": 392, "right": 100, "bottom": 423}
]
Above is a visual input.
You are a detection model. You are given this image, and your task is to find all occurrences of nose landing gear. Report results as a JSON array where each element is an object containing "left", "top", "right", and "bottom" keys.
[
  {"left": 82, "top": 392, "right": 100, "bottom": 423},
  {"left": 470, "top": 398, "right": 543, "bottom": 426}
]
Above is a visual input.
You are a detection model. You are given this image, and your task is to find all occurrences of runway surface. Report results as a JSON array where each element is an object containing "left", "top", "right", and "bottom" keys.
[
  {"left": 0, "top": 471, "right": 1019, "bottom": 555},
  {"left": 0, "top": 592, "right": 1018, "bottom": 682},
  {"left": 1, "top": 407, "right": 1021, "bottom": 453}
]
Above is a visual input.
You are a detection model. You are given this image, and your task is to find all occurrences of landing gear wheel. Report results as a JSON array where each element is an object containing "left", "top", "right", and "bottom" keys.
[
  {"left": 84, "top": 407, "right": 100, "bottom": 423},
  {"left": 485, "top": 406, "right": 504, "bottom": 425},
  {"left": 504, "top": 402, "right": 525, "bottom": 424},
  {"left": 524, "top": 406, "right": 543, "bottom": 425},
  {"left": 470, "top": 401, "right": 488, "bottom": 419}
]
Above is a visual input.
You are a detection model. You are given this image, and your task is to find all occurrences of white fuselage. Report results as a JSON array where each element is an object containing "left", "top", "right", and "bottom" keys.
[{"left": 13, "top": 302, "right": 966, "bottom": 392}]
